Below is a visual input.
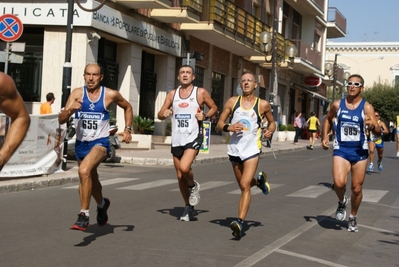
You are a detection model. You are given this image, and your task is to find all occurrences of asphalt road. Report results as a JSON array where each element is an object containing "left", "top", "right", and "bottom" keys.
[{"left": 0, "top": 142, "right": 398, "bottom": 267}]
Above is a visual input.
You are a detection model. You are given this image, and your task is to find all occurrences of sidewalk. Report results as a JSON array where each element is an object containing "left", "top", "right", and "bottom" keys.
[{"left": 0, "top": 138, "right": 318, "bottom": 193}]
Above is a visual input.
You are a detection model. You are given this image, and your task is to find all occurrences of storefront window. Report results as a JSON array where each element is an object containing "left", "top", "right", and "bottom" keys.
[{"left": 0, "top": 27, "right": 43, "bottom": 102}]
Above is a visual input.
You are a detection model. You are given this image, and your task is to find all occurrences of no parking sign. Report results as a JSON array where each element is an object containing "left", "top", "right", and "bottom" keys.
[{"left": 0, "top": 14, "right": 23, "bottom": 42}]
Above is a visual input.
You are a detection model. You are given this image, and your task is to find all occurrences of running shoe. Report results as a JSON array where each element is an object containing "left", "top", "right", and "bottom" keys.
[
  {"left": 397, "top": 152, "right": 399, "bottom": 158},
  {"left": 230, "top": 219, "right": 243, "bottom": 238},
  {"left": 257, "top": 171, "right": 270, "bottom": 195},
  {"left": 377, "top": 162, "right": 383, "bottom": 172},
  {"left": 180, "top": 205, "right": 195, "bottom": 221},
  {"left": 72, "top": 212, "right": 89, "bottom": 230},
  {"left": 188, "top": 180, "right": 201, "bottom": 206},
  {"left": 335, "top": 196, "right": 348, "bottom": 221},
  {"left": 97, "top": 198, "right": 110, "bottom": 227},
  {"left": 368, "top": 163, "right": 374, "bottom": 172},
  {"left": 347, "top": 217, "right": 359, "bottom": 232}
]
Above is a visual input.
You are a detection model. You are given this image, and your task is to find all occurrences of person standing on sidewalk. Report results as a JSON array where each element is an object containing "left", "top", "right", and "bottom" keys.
[
  {"left": 367, "top": 111, "right": 389, "bottom": 172},
  {"left": 216, "top": 71, "right": 275, "bottom": 238},
  {"left": 322, "top": 74, "right": 380, "bottom": 233},
  {"left": 58, "top": 63, "right": 133, "bottom": 230},
  {"left": 293, "top": 111, "right": 303, "bottom": 144},
  {"left": 395, "top": 114, "right": 399, "bottom": 157},
  {"left": 306, "top": 111, "right": 320, "bottom": 150},
  {"left": 40, "top": 92, "right": 55, "bottom": 114},
  {"left": 157, "top": 65, "right": 217, "bottom": 222},
  {"left": 0, "top": 72, "right": 31, "bottom": 171}
]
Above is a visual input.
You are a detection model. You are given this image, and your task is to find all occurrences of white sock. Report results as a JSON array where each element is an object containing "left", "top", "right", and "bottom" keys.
[{"left": 80, "top": 209, "right": 89, "bottom": 217}]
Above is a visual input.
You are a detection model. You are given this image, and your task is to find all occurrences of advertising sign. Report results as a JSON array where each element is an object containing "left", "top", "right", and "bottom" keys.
[{"left": 200, "top": 121, "right": 211, "bottom": 154}]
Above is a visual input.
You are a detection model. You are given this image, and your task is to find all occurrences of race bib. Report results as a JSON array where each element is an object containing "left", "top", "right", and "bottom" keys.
[{"left": 340, "top": 121, "right": 360, "bottom": 142}]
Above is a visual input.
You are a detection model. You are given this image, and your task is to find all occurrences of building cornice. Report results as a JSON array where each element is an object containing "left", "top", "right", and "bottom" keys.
[{"left": 326, "top": 41, "right": 399, "bottom": 52}]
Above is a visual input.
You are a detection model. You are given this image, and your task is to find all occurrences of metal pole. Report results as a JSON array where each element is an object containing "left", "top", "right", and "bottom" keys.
[
  {"left": 61, "top": 0, "right": 74, "bottom": 171},
  {"left": 4, "top": 42, "right": 10, "bottom": 74},
  {"left": 332, "top": 53, "right": 338, "bottom": 103},
  {"left": 269, "top": 0, "right": 279, "bottom": 123}
]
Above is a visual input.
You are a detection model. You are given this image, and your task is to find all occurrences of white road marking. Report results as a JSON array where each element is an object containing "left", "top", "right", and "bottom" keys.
[
  {"left": 287, "top": 185, "right": 331, "bottom": 198},
  {"left": 170, "top": 181, "right": 234, "bottom": 191},
  {"left": 63, "top": 178, "right": 139, "bottom": 189},
  {"left": 276, "top": 249, "right": 348, "bottom": 267},
  {"left": 228, "top": 183, "right": 284, "bottom": 195},
  {"left": 362, "top": 189, "right": 388, "bottom": 203},
  {"left": 117, "top": 179, "right": 176, "bottom": 190}
]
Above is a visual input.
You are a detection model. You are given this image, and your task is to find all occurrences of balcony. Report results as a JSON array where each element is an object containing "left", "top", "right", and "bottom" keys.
[
  {"left": 150, "top": 0, "right": 201, "bottom": 23},
  {"left": 290, "top": 39, "right": 322, "bottom": 75},
  {"left": 283, "top": 0, "right": 324, "bottom": 16},
  {"left": 115, "top": 0, "right": 172, "bottom": 9},
  {"left": 180, "top": 0, "right": 274, "bottom": 57},
  {"left": 327, "top": 7, "right": 347, "bottom": 38}
]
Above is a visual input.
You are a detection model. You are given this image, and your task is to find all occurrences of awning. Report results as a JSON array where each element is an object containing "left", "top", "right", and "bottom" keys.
[{"left": 293, "top": 83, "right": 331, "bottom": 103}]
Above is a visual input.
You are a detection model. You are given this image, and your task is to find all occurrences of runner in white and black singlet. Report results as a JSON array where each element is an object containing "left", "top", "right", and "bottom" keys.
[
  {"left": 216, "top": 71, "right": 276, "bottom": 238},
  {"left": 157, "top": 65, "right": 217, "bottom": 222}
]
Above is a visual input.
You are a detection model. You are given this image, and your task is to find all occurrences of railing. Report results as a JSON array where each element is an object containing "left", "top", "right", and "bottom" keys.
[
  {"left": 328, "top": 7, "right": 347, "bottom": 34},
  {"left": 291, "top": 39, "right": 322, "bottom": 70},
  {"left": 181, "top": 0, "right": 203, "bottom": 13},
  {"left": 312, "top": 0, "right": 325, "bottom": 11}
]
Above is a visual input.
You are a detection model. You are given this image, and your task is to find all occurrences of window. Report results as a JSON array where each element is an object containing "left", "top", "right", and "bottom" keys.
[
  {"left": 0, "top": 27, "right": 44, "bottom": 102},
  {"left": 193, "top": 66, "right": 204, "bottom": 88}
]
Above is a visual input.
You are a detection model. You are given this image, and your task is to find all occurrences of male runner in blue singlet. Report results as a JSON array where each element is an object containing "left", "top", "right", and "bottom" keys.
[
  {"left": 59, "top": 63, "right": 133, "bottom": 230},
  {"left": 322, "top": 74, "right": 380, "bottom": 233}
]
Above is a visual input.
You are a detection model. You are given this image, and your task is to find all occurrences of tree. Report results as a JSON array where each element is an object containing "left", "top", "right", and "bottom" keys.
[{"left": 361, "top": 82, "right": 399, "bottom": 123}]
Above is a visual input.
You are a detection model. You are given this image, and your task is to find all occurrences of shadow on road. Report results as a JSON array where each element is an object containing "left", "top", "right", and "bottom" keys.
[
  {"left": 304, "top": 215, "right": 346, "bottom": 230},
  {"left": 157, "top": 207, "right": 209, "bottom": 221},
  {"left": 73, "top": 224, "right": 134, "bottom": 247}
]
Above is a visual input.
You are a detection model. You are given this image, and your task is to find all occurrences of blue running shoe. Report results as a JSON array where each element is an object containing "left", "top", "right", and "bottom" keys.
[
  {"left": 257, "top": 171, "right": 270, "bottom": 195},
  {"left": 367, "top": 163, "right": 374, "bottom": 172},
  {"left": 377, "top": 162, "right": 383, "bottom": 171},
  {"left": 230, "top": 219, "right": 243, "bottom": 238}
]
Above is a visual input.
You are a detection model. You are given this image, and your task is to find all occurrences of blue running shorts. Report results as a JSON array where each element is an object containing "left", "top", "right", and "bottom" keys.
[{"left": 75, "top": 137, "right": 110, "bottom": 161}]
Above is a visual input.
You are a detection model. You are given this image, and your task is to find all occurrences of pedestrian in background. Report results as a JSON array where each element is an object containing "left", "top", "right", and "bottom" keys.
[
  {"left": 293, "top": 111, "right": 303, "bottom": 144},
  {"left": 395, "top": 115, "right": 399, "bottom": 157},
  {"left": 367, "top": 111, "right": 389, "bottom": 172},
  {"left": 306, "top": 111, "right": 320, "bottom": 150},
  {"left": 322, "top": 74, "right": 380, "bottom": 233},
  {"left": 40, "top": 92, "right": 55, "bottom": 114}
]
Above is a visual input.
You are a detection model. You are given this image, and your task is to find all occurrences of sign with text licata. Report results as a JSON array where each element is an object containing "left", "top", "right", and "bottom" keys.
[{"left": 1, "top": 1, "right": 181, "bottom": 56}]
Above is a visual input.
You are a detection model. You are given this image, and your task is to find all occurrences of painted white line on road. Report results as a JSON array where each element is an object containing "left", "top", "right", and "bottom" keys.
[
  {"left": 63, "top": 178, "right": 139, "bottom": 189},
  {"left": 362, "top": 189, "right": 388, "bottom": 203},
  {"left": 276, "top": 249, "right": 348, "bottom": 267},
  {"left": 117, "top": 179, "right": 176, "bottom": 190},
  {"left": 233, "top": 206, "right": 337, "bottom": 267},
  {"left": 228, "top": 183, "right": 284, "bottom": 195},
  {"left": 170, "top": 181, "right": 234, "bottom": 192},
  {"left": 287, "top": 185, "right": 331, "bottom": 198}
]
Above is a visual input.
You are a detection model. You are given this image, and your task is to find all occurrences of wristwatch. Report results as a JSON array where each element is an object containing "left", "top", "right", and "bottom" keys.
[{"left": 125, "top": 126, "right": 132, "bottom": 132}]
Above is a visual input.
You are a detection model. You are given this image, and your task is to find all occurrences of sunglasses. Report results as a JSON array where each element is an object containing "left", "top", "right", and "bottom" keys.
[{"left": 346, "top": 81, "right": 363, "bottom": 87}]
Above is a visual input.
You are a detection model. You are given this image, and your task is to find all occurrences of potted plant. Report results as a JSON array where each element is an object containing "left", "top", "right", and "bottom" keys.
[
  {"left": 286, "top": 124, "right": 296, "bottom": 141},
  {"left": 277, "top": 124, "right": 287, "bottom": 141},
  {"left": 133, "top": 116, "right": 155, "bottom": 134}
]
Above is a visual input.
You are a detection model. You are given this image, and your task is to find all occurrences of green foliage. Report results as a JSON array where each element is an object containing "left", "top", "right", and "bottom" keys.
[
  {"left": 133, "top": 116, "right": 154, "bottom": 134},
  {"left": 109, "top": 109, "right": 117, "bottom": 125},
  {"left": 278, "top": 124, "right": 287, "bottom": 131},
  {"left": 286, "top": 124, "right": 295, "bottom": 131},
  {"left": 361, "top": 83, "right": 399, "bottom": 122}
]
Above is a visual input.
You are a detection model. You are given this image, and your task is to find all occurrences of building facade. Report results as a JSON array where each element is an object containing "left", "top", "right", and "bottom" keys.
[
  {"left": 0, "top": 0, "right": 346, "bottom": 133},
  {"left": 326, "top": 42, "right": 399, "bottom": 89}
]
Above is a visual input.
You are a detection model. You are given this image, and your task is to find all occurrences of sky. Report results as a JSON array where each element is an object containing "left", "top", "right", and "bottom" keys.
[{"left": 328, "top": 0, "right": 399, "bottom": 42}]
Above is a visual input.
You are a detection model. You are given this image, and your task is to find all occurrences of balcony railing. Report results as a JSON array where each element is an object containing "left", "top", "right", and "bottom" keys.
[
  {"left": 312, "top": 0, "right": 325, "bottom": 11},
  {"left": 328, "top": 7, "right": 347, "bottom": 34},
  {"left": 291, "top": 39, "right": 322, "bottom": 70},
  {"left": 181, "top": 0, "right": 203, "bottom": 13}
]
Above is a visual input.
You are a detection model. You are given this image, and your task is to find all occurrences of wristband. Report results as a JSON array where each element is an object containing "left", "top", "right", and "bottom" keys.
[
  {"left": 124, "top": 126, "right": 132, "bottom": 132},
  {"left": 223, "top": 124, "right": 229, "bottom": 132}
]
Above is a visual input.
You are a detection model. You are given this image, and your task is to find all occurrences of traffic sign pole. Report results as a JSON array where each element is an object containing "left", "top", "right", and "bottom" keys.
[{"left": 4, "top": 42, "right": 10, "bottom": 74}]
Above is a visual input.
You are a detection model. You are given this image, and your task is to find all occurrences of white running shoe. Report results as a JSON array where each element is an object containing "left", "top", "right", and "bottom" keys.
[
  {"left": 335, "top": 196, "right": 348, "bottom": 221},
  {"left": 347, "top": 217, "right": 359, "bottom": 232},
  {"left": 188, "top": 180, "right": 200, "bottom": 206}
]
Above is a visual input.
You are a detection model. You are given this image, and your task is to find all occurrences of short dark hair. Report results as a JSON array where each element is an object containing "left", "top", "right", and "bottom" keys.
[
  {"left": 46, "top": 92, "right": 55, "bottom": 101},
  {"left": 348, "top": 74, "right": 364, "bottom": 86},
  {"left": 179, "top": 64, "right": 194, "bottom": 74}
]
